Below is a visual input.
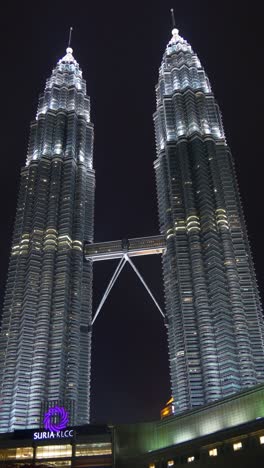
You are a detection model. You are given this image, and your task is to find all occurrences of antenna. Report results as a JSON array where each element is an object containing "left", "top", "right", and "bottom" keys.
[
  {"left": 170, "top": 8, "right": 176, "bottom": 29},
  {"left": 68, "top": 27, "right": 73, "bottom": 48}
]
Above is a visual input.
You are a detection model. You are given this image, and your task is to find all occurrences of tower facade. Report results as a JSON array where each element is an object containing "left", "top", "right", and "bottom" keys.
[
  {"left": 154, "top": 28, "right": 264, "bottom": 413},
  {"left": 0, "top": 47, "right": 95, "bottom": 432}
]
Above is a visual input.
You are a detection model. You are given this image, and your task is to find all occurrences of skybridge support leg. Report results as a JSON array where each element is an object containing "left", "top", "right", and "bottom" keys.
[
  {"left": 92, "top": 256, "right": 127, "bottom": 325},
  {"left": 124, "top": 254, "right": 165, "bottom": 319},
  {"left": 92, "top": 253, "right": 165, "bottom": 326}
]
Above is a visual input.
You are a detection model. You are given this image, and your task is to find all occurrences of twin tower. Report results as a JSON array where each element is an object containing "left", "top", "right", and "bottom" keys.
[{"left": 0, "top": 24, "right": 264, "bottom": 433}]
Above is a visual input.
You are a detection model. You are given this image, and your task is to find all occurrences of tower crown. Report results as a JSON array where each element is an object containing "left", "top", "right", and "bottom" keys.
[
  {"left": 155, "top": 27, "right": 224, "bottom": 145},
  {"left": 58, "top": 47, "right": 78, "bottom": 67},
  {"left": 26, "top": 45, "right": 93, "bottom": 165},
  {"left": 167, "top": 10, "right": 191, "bottom": 55},
  {"left": 166, "top": 27, "right": 192, "bottom": 55},
  {"left": 156, "top": 26, "right": 212, "bottom": 103}
]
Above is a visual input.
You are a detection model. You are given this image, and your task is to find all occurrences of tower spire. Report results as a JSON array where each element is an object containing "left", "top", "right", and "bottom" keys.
[
  {"left": 170, "top": 8, "right": 179, "bottom": 40},
  {"left": 63, "top": 27, "right": 75, "bottom": 62},
  {"left": 170, "top": 8, "right": 176, "bottom": 28},
  {"left": 68, "top": 26, "right": 73, "bottom": 48}
]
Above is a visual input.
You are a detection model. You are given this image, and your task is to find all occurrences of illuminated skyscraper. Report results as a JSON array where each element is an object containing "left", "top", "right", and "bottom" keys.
[
  {"left": 1, "top": 19, "right": 264, "bottom": 434},
  {"left": 0, "top": 47, "right": 95, "bottom": 432},
  {"left": 154, "top": 25, "right": 264, "bottom": 413}
]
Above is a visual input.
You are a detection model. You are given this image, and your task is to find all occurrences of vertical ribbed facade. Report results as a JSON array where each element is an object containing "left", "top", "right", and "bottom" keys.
[
  {"left": 154, "top": 29, "right": 264, "bottom": 413},
  {"left": 0, "top": 47, "right": 95, "bottom": 432}
]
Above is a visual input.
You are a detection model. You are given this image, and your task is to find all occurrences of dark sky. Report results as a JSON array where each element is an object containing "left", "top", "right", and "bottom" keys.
[{"left": 0, "top": 1, "right": 263, "bottom": 424}]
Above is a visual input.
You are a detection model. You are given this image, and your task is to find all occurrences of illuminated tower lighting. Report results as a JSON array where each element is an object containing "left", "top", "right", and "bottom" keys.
[
  {"left": 1, "top": 17, "right": 264, "bottom": 432},
  {"left": 154, "top": 15, "right": 264, "bottom": 413},
  {"left": 0, "top": 44, "right": 95, "bottom": 431}
]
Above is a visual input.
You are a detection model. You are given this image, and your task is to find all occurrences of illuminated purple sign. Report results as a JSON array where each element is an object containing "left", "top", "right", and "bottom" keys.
[
  {"left": 33, "top": 405, "right": 74, "bottom": 440},
  {"left": 43, "top": 406, "right": 69, "bottom": 432}
]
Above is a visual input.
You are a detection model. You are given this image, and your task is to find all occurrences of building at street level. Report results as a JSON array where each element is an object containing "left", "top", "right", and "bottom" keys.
[
  {"left": 0, "top": 47, "right": 95, "bottom": 432},
  {"left": 154, "top": 26, "right": 264, "bottom": 413}
]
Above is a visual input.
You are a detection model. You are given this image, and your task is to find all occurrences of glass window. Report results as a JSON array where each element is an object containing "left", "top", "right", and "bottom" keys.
[
  {"left": 0, "top": 448, "right": 16, "bottom": 460},
  {"left": 167, "top": 461, "right": 174, "bottom": 466},
  {"left": 35, "top": 462, "right": 71, "bottom": 468},
  {"left": 75, "top": 443, "right": 111, "bottom": 457},
  {"left": 209, "top": 448, "right": 217, "bottom": 457},
  {"left": 260, "top": 436, "right": 264, "bottom": 444},
  {"left": 233, "top": 442, "right": 242, "bottom": 451},
  {"left": 187, "top": 456, "right": 195, "bottom": 462},
  {"left": 0, "top": 447, "right": 33, "bottom": 460},
  {"left": 36, "top": 445, "right": 72, "bottom": 459},
  {"left": 16, "top": 447, "right": 34, "bottom": 459}
]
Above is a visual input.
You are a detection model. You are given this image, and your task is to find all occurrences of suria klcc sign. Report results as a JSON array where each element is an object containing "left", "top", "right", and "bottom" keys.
[{"left": 33, "top": 406, "right": 74, "bottom": 440}]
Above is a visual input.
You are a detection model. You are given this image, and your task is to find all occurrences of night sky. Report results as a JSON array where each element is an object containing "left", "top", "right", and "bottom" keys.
[{"left": 0, "top": 1, "right": 263, "bottom": 424}]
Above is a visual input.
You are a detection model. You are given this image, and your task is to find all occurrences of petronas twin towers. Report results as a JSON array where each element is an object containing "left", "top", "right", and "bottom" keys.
[{"left": 0, "top": 23, "right": 264, "bottom": 433}]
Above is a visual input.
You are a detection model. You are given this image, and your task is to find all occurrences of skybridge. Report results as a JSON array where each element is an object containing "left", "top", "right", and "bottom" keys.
[
  {"left": 84, "top": 235, "right": 167, "bottom": 325},
  {"left": 84, "top": 235, "right": 166, "bottom": 261}
]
